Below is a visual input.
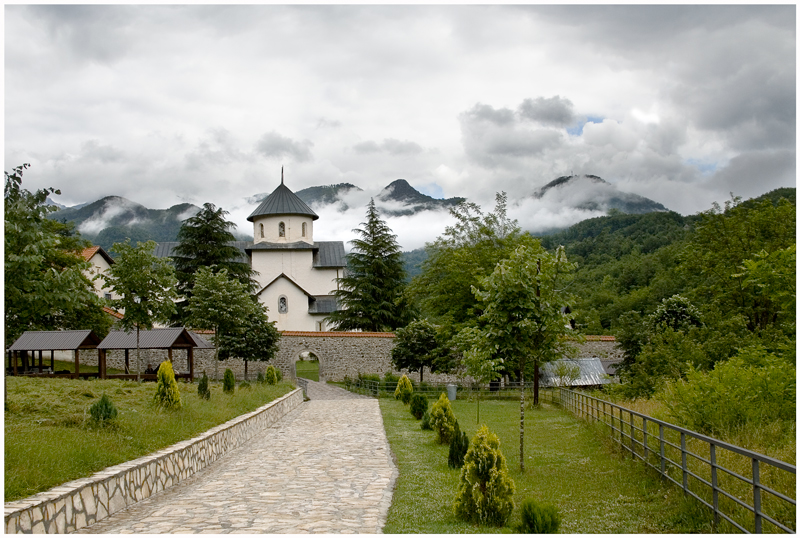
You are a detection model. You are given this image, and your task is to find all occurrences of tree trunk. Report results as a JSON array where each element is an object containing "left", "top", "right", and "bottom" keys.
[
  {"left": 534, "top": 360, "right": 540, "bottom": 405},
  {"left": 520, "top": 370, "right": 525, "bottom": 472},
  {"left": 244, "top": 359, "right": 248, "bottom": 381},
  {"left": 420, "top": 366, "right": 424, "bottom": 383}
]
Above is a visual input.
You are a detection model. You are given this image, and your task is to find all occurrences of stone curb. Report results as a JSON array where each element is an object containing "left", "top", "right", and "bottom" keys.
[{"left": 5, "top": 388, "right": 304, "bottom": 534}]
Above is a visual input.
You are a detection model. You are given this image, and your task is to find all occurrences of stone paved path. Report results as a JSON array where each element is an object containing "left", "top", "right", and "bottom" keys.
[{"left": 77, "top": 380, "right": 396, "bottom": 534}]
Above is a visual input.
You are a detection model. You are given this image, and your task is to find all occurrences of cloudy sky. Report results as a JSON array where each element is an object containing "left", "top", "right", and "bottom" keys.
[{"left": 5, "top": 5, "right": 796, "bottom": 250}]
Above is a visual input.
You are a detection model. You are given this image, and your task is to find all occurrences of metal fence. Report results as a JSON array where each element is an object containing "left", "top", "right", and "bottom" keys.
[
  {"left": 559, "top": 389, "right": 796, "bottom": 534},
  {"left": 341, "top": 378, "right": 562, "bottom": 402}
]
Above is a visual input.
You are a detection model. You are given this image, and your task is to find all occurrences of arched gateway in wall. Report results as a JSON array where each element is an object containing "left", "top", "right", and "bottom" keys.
[{"left": 274, "top": 331, "right": 396, "bottom": 382}]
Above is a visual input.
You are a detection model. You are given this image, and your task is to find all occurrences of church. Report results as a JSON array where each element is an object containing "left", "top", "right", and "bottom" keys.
[
  {"left": 142, "top": 172, "right": 347, "bottom": 332},
  {"left": 245, "top": 173, "right": 346, "bottom": 331}
]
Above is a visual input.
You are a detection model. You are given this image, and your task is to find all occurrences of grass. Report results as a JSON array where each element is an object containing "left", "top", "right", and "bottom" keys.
[
  {"left": 380, "top": 395, "right": 714, "bottom": 534},
  {"left": 295, "top": 359, "right": 319, "bottom": 382},
  {"left": 4, "top": 376, "right": 295, "bottom": 502},
  {"left": 10, "top": 359, "right": 127, "bottom": 375}
]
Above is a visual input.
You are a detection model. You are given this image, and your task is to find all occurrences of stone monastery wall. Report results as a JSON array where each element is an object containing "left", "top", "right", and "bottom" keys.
[{"left": 71, "top": 333, "right": 621, "bottom": 382}]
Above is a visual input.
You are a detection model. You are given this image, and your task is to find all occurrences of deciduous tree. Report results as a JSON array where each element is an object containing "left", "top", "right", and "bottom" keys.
[
  {"left": 390, "top": 319, "right": 451, "bottom": 382},
  {"left": 106, "top": 239, "right": 178, "bottom": 381}
]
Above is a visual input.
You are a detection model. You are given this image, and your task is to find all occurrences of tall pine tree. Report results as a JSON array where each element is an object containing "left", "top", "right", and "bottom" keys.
[
  {"left": 172, "top": 203, "right": 257, "bottom": 297},
  {"left": 326, "top": 199, "right": 412, "bottom": 332}
]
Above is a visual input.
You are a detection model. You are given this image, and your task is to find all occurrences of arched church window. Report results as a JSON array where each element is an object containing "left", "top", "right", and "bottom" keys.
[
  {"left": 279, "top": 222, "right": 285, "bottom": 237},
  {"left": 278, "top": 296, "right": 288, "bottom": 314},
  {"left": 260, "top": 223, "right": 264, "bottom": 238},
  {"left": 302, "top": 222, "right": 307, "bottom": 237}
]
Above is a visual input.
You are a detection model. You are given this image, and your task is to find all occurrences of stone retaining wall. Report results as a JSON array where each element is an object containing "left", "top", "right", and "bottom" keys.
[{"left": 4, "top": 388, "right": 304, "bottom": 534}]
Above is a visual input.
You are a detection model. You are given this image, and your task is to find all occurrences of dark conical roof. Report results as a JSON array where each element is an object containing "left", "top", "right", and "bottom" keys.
[{"left": 247, "top": 180, "right": 319, "bottom": 222}]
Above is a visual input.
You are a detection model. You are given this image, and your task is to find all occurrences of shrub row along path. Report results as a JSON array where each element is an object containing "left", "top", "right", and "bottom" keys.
[{"left": 77, "top": 380, "right": 398, "bottom": 534}]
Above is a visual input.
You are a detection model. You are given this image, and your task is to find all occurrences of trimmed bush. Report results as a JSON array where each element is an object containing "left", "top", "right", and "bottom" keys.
[
  {"left": 257, "top": 372, "right": 265, "bottom": 384},
  {"left": 454, "top": 425, "right": 515, "bottom": 526},
  {"left": 239, "top": 381, "right": 251, "bottom": 389},
  {"left": 265, "top": 365, "right": 278, "bottom": 385},
  {"left": 223, "top": 368, "right": 236, "bottom": 393},
  {"left": 409, "top": 393, "right": 428, "bottom": 419},
  {"left": 89, "top": 394, "right": 118, "bottom": 424},
  {"left": 197, "top": 371, "right": 211, "bottom": 400},
  {"left": 421, "top": 409, "right": 432, "bottom": 430},
  {"left": 275, "top": 367, "right": 283, "bottom": 382},
  {"left": 394, "top": 374, "right": 413, "bottom": 404},
  {"left": 153, "top": 360, "right": 182, "bottom": 409},
  {"left": 518, "top": 498, "right": 561, "bottom": 534},
  {"left": 430, "top": 393, "right": 457, "bottom": 444},
  {"left": 448, "top": 420, "right": 469, "bottom": 469}
]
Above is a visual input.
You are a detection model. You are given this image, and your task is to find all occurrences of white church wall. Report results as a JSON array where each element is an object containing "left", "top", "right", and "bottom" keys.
[
  {"left": 252, "top": 215, "right": 314, "bottom": 245},
  {"left": 251, "top": 249, "right": 339, "bottom": 297},
  {"left": 259, "top": 278, "right": 317, "bottom": 331}
]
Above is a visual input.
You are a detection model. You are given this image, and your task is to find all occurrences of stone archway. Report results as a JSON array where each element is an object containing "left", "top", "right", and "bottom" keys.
[{"left": 293, "top": 348, "right": 323, "bottom": 382}]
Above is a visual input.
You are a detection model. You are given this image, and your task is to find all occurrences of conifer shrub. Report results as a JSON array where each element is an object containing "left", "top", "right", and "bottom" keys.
[
  {"left": 265, "top": 365, "right": 278, "bottom": 385},
  {"left": 421, "top": 409, "right": 433, "bottom": 430},
  {"left": 409, "top": 393, "right": 428, "bottom": 419},
  {"left": 89, "top": 394, "right": 118, "bottom": 424},
  {"left": 448, "top": 420, "right": 469, "bottom": 469},
  {"left": 518, "top": 498, "right": 561, "bottom": 534},
  {"left": 430, "top": 393, "right": 457, "bottom": 444},
  {"left": 153, "top": 360, "right": 182, "bottom": 409},
  {"left": 394, "top": 374, "right": 413, "bottom": 404},
  {"left": 239, "top": 381, "right": 251, "bottom": 389},
  {"left": 257, "top": 372, "right": 265, "bottom": 384},
  {"left": 275, "top": 367, "right": 282, "bottom": 382},
  {"left": 223, "top": 368, "right": 236, "bottom": 393},
  {"left": 454, "top": 425, "right": 515, "bottom": 526},
  {"left": 197, "top": 371, "right": 211, "bottom": 400}
]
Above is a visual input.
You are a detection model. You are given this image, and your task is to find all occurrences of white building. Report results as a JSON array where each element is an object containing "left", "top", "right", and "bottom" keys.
[{"left": 245, "top": 176, "right": 346, "bottom": 331}]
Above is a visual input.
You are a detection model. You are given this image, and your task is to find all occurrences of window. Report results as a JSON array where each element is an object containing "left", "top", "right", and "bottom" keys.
[
  {"left": 104, "top": 292, "right": 112, "bottom": 301},
  {"left": 279, "top": 222, "right": 285, "bottom": 237},
  {"left": 302, "top": 222, "right": 307, "bottom": 237},
  {"left": 278, "top": 296, "right": 288, "bottom": 314},
  {"left": 260, "top": 223, "right": 264, "bottom": 238}
]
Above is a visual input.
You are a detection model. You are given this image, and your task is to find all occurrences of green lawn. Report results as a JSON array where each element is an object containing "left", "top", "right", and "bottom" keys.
[
  {"left": 5, "top": 376, "right": 295, "bottom": 501},
  {"left": 295, "top": 359, "right": 319, "bottom": 382},
  {"left": 380, "top": 396, "right": 711, "bottom": 533}
]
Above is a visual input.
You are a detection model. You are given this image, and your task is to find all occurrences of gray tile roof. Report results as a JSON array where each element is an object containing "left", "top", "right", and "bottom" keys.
[
  {"left": 541, "top": 358, "right": 614, "bottom": 387},
  {"left": 9, "top": 330, "right": 102, "bottom": 351},
  {"left": 313, "top": 242, "right": 346, "bottom": 268},
  {"left": 98, "top": 328, "right": 202, "bottom": 350},
  {"left": 308, "top": 295, "right": 339, "bottom": 314},
  {"left": 247, "top": 182, "right": 319, "bottom": 222},
  {"left": 154, "top": 241, "right": 251, "bottom": 265}
]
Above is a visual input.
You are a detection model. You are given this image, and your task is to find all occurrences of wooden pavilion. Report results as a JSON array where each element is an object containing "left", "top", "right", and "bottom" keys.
[
  {"left": 97, "top": 327, "right": 212, "bottom": 381},
  {"left": 7, "top": 330, "right": 103, "bottom": 378}
]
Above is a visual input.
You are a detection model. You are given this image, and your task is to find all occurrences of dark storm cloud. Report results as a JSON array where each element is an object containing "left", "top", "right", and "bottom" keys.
[
  {"left": 353, "top": 139, "right": 423, "bottom": 156},
  {"left": 518, "top": 96, "right": 575, "bottom": 127},
  {"left": 255, "top": 132, "right": 314, "bottom": 163}
]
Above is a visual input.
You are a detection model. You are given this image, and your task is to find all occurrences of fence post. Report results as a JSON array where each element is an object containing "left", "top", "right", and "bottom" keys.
[
  {"left": 630, "top": 410, "right": 635, "bottom": 458},
  {"left": 710, "top": 444, "right": 720, "bottom": 528},
  {"left": 659, "top": 424, "right": 665, "bottom": 475},
  {"left": 643, "top": 417, "right": 648, "bottom": 464},
  {"left": 753, "top": 458, "right": 762, "bottom": 533},
  {"left": 681, "top": 432, "right": 688, "bottom": 493}
]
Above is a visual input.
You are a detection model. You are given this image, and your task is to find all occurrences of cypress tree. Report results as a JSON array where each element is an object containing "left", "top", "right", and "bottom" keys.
[
  {"left": 172, "top": 202, "right": 256, "bottom": 297},
  {"left": 326, "top": 199, "right": 413, "bottom": 331}
]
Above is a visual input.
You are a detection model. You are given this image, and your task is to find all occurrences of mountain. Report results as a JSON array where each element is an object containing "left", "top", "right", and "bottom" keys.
[
  {"left": 376, "top": 179, "right": 465, "bottom": 216},
  {"left": 296, "top": 183, "right": 363, "bottom": 209},
  {"left": 48, "top": 196, "right": 203, "bottom": 254},
  {"left": 533, "top": 174, "right": 669, "bottom": 214}
]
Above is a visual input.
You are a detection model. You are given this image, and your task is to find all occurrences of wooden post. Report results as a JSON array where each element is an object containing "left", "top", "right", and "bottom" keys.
[
  {"left": 50, "top": 350, "right": 54, "bottom": 372},
  {"left": 188, "top": 347, "right": 194, "bottom": 383},
  {"left": 38, "top": 350, "right": 43, "bottom": 373},
  {"left": 75, "top": 349, "right": 80, "bottom": 378},
  {"left": 125, "top": 349, "right": 130, "bottom": 374},
  {"left": 99, "top": 349, "right": 106, "bottom": 379},
  {"left": 13, "top": 351, "right": 18, "bottom": 376},
  {"left": 168, "top": 348, "right": 173, "bottom": 363}
]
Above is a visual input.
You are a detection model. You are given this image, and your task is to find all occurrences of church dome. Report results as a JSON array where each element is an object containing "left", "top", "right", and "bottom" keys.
[{"left": 247, "top": 173, "right": 319, "bottom": 222}]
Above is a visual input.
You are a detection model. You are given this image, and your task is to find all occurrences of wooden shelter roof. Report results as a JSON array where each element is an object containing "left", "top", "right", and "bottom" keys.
[
  {"left": 8, "top": 330, "right": 102, "bottom": 351},
  {"left": 98, "top": 328, "right": 210, "bottom": 350}
]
